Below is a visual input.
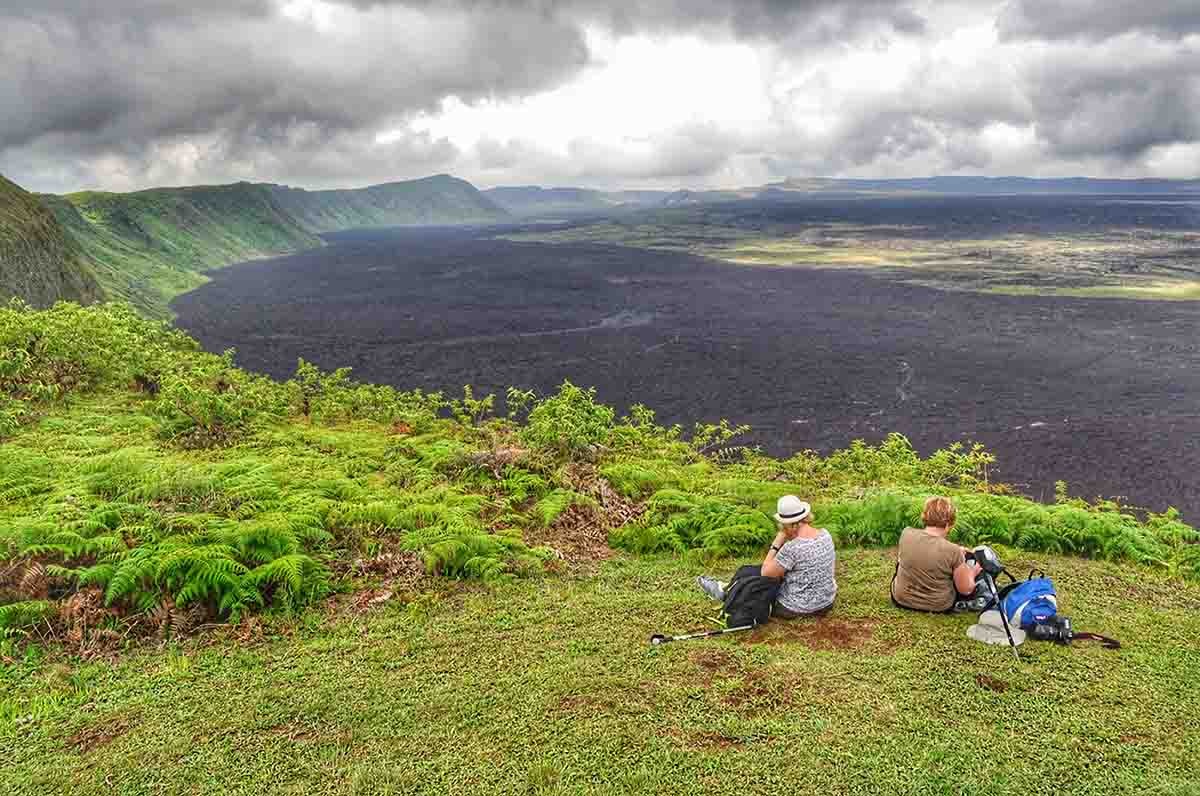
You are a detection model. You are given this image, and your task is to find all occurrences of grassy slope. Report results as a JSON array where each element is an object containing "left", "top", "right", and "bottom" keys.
[
  {"left": 41, "top": 184, "right": 322, "bottom": 318},
  {"left": 3, "top": 548, "right": 1197, "bottom": 795},
  {"left": 270, "top": 175, "right": 509, "bottom": 233},
  {"left": 0, "top": 174, "right": 102, "bottom": 308},
  {"left": 24, "top": 175, "right": 506, "bottom": 318},
  {"left": 2, "top": 390, "right": 1198, "bottom": 794},
  {"left": 2, "top": 305, "right": 1198, "bottom": 794}
]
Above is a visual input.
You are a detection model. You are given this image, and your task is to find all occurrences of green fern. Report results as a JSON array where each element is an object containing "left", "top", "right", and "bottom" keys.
[
  {"left": 0, "top": 600, "right": 56, "bottom": 635},
  {"left": 530, "top": 489, "right": 594, "bottom": 528}
]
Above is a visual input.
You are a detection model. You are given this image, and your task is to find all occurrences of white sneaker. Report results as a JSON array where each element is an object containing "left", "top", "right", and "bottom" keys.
[{"left": 696, "top": 575, "right": 725, "bottom": 601}]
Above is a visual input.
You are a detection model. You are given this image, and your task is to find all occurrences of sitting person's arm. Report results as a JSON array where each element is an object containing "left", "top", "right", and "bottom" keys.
[
  {"left": 761, "top": 528, "right": 795, "bottom": 579},
  {"left": 953, "top": 558, "right": 983, "bottom": 595}
]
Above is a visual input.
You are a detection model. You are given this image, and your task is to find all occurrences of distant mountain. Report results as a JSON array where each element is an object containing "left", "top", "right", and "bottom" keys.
[
  {"left": 659, "top": 189, "right": 751, "bottom": 207},
  {"left": 770, "top": 176, "right": 1200, "bottom": 195},
  {"left": 484, "top": 186, "right": 612, "bottom": 216},
  {"left": 493, "top": 177, "right": 1200, "bottom": 218},
  {"left": 272, "top": 174, "right": 508, "bottom": 232},
  {"left": 484, "top": 185, "right": 671, "bottom": 217},
  {"left": 0, "top": 173, "right": 103, "bottom": 308}
]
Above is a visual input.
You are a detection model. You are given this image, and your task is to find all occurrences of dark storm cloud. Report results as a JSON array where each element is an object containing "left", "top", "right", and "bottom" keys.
[
  {"left": 0, "top": 1, "right": 589, "bottom": 189},
  {"left": 0, "top": 0, "right": 273, "bottom": 16},
  {"left": 3, "top": 0, "right": 1200, "bottom": 191},
  {"left": 341, "top": 0, "right": 927, "bottom": 41},
  {"left": 1020, "top": 42, "right": 1200, "bottom": 159},
  {"left": 998, "top": 0, "right": 1200, "bottom": 41}
]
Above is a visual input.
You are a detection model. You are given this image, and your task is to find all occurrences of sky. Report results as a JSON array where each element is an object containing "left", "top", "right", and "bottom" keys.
[{"left": 2, "top": 0, "right": 1199, "bottom": 193}]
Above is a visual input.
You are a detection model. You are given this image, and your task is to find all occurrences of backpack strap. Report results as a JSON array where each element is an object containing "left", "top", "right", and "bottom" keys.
[
  {"left": 1073, "top": 632, "right": 1121, "bottom": 650},
  {"left": 996, "top": 581, "right": 1022, "bottom": 601}
]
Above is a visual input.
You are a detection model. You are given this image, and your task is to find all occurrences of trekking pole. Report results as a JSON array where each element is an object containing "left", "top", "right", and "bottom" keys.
[
  {"left": 984, "top": 573, "right": 1020, "bottom": 661},
  {"left": 649, "top": 624, "right": 756, "bottom": 645}
]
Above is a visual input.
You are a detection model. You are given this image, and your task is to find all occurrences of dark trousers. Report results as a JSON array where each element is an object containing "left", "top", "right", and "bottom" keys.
[{"left": 730, "top": 565, "right": 833, "bottom": 619}]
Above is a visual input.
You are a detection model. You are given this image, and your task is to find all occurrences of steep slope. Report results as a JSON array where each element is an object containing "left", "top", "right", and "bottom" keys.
[
  {"left": 42, "top": 182, "right": 322, "bottom": 318},
  {"left": 270, "top": 174, "right": 508, "bottom": 232},
  {"left": 0, "top": 174, "right": 102, "bottom": 307}
]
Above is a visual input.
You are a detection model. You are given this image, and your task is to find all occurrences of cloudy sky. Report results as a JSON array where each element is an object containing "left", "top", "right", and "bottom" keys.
[{"left": 2, "top": 0, "right": 1199, "bottom": 193}]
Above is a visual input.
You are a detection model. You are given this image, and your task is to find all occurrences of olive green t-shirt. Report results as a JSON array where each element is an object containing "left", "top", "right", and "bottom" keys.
[{"left": 891, "top": 527, "right": 965, "bottom": 612}]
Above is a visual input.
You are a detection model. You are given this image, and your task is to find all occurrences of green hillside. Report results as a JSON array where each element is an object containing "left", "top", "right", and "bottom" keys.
[
  {"left": 0, "top": 174, "right": 102, "bottom": 308},
  {"left": 269, "top": 174, "right": 508, "bottom": 232},
  {"left": 19, "top": 175, "right": 506, "bottom": 319},
  {"left": 41, "top": 183, "right": 323, "bottom": 318},
  {"left": 1, "top": 302, "right": 1198, "bottom": 794}
]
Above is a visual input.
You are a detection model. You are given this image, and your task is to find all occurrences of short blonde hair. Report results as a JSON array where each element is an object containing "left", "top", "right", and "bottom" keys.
[{"left": 922, "top": 496, "right": 956, "bottom": 528}]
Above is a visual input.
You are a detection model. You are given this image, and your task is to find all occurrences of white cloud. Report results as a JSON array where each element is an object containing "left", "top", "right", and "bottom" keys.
[{"left": 3, "top": 0, "right": 1199, "bottom": 191}]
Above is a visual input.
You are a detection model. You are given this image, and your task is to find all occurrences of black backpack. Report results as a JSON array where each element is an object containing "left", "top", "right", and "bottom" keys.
[{"left": 721, "top": 564, "right": 782, "bottom": 628}]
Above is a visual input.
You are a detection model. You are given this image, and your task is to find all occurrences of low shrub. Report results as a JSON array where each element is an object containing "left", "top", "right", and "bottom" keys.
[
  {"left": 611, "top": 497, "right": 774, "bottom": 556},
  {"left": 152, "top": 354, "right": 285, "bottom": 447},
  {"left": 522, "top": 381, "right": 614, "bottom": 456}
]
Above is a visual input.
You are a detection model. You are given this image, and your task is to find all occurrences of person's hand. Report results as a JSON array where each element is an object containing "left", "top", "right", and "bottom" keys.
[{"left": 773, "top": 530, "right": 790, "bottom": 547}]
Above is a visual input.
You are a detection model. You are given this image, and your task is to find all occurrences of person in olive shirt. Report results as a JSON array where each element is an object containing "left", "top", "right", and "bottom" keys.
[{"left": 891, "top": 496, "right": 987, "bottom": 612}]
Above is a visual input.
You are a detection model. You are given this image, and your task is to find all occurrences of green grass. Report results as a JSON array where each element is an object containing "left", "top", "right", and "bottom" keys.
[
  {"left": 2, "top": 550, "right": 1197, "bottom": 795},
  {"left": 2, "top": 302, "right": 1198, "bottom": 794}
]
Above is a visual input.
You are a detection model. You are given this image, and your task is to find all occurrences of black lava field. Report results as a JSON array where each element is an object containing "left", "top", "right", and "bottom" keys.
[{"left": 172, "top": 209, "right": 1200, "bottom": 519}]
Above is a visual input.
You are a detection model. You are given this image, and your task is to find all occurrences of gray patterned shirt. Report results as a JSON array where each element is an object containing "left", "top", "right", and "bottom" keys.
[{"left": 774, "top": 530, "right": 837, "bottom": 613}]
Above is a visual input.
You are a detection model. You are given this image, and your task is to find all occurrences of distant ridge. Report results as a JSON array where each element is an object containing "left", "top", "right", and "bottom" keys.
[
  {"left": 484, "top": 185, "right": 669, "bottom": 217},
  {"left": 0, "top": 174, "right": 509, "bottom": 318},
  {"left": 0, "top": 173, "right": 102, "bottom": 307},
  {"left": 271, "top": 174, "right": 508, "bottom": 232},
  {"left": 772, "top": 176, "right": 1200, "bottom": 196},
  {"left": 486, "top": 176, "right": 1200, "bottom": 215}
]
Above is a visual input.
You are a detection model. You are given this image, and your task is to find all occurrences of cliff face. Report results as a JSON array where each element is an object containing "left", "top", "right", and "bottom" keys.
[
  {"left": 42, "top": 182, "right": 323, "bottom": 318},
  {"left": 268, "top": 174, "right": 509, "bottom": 233},
  {"left": 0, "top": 174, "right": 103, "bottom": 307},
  {"left": 2, "top": 172, "right": 510, "bottom": 318}
]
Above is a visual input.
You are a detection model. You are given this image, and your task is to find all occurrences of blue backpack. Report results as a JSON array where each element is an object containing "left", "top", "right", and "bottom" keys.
[{"left": 998, "top": 571, "right": 1058, "bottom": 629}]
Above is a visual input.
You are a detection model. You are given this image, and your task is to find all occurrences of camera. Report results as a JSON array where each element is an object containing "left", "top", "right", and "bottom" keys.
[
  {"left": 968, "top": 545, "right": 1006, "bottom": 577},
  {"left": 1029, "top": 616, "right": 1074, "bottom": 644}
]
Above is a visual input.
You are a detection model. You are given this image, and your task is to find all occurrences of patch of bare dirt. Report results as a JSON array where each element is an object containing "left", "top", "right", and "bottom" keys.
[
  {"left": 722, "top": 681, "right": 784, "bottom": 709},
  {"left": 689, "top": 648, "right": 742, "bottom": 679},
  {"left": 753, "top": 617, "right": 877, "bottom": 651},
  {"left": 975, "top": 673, "right": 1009, "bottom": 693},
  {"left": 68, "top": 715, "right": 135, "bottom": 754},
  {"left": 328, "top": 550, "right": 427, "bottom": 616}
]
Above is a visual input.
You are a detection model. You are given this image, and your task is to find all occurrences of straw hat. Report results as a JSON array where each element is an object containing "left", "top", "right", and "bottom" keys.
[{"left": 774, "top": 495, "right": 812, "bottom": 524}]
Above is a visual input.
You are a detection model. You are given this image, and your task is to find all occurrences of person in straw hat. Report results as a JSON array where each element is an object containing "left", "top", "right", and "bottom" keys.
[{"left": 696, "top": 495, "right": 837, "bottom": 618}]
